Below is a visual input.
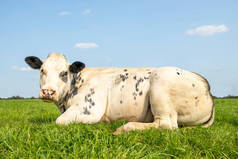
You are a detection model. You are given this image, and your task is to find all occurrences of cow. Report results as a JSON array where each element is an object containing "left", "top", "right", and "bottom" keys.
[{"left": 25, "top": 52, "right": 214, "bottom": 134}]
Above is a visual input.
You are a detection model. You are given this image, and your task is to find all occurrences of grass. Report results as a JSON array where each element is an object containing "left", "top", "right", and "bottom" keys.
[{"left": 0, "top": 99, "right": 238, "bottom": 158}]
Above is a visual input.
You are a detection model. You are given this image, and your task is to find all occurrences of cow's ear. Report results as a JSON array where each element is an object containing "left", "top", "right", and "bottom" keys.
[
  {"left": 69, "top": 61, "right": 85, "bottom": 73},
  {"left": 25, "top": 56, "right": 43, "bottom": 69}
]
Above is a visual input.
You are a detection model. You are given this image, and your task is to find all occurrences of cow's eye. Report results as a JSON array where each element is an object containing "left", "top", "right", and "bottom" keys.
[
  {"left": 61, "top": 71, "right": 68, "bottom": 77},
  {"left": 40, "top": 69, "right": 46, "bottom": 74}
]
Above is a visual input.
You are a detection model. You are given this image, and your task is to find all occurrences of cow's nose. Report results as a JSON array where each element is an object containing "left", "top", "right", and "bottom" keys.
[{"left": 40, "top": 89, "right": 56, "bottom": 99}]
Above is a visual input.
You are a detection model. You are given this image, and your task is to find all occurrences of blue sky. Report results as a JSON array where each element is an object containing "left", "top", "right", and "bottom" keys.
[{"left": 0, "top": 0, "right": 237, "bottom": 97}]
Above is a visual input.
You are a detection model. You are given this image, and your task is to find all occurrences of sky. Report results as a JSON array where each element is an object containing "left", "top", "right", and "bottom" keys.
[{"left": 0, "top": 0, "right": 237, "bottom": 98}]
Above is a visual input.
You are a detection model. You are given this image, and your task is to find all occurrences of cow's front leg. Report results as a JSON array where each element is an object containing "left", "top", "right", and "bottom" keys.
[
  {"left": 56, "top": 106, "right": 79, "bottom": 125},
  {"left": 56, "top": 105, "right": 103, "bottom": 125}
]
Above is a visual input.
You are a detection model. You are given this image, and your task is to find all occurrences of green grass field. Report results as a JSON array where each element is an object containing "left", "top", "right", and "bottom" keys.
[{"left": 0, "top": 99, "right": 237, "bottom": 158}]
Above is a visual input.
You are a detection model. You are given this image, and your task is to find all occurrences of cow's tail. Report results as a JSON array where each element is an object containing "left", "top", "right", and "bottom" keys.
[{"left": 202, "top": 102, "right": 215, "bottom": 128}]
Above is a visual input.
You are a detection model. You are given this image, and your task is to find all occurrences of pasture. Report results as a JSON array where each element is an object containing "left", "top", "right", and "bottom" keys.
[{"left": 0, "top": 99, "right": 237, "bottom": 158}]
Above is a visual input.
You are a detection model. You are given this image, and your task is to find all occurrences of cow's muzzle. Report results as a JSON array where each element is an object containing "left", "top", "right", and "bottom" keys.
[{"left": 40, "top": 89, "right": 56, "bottom": 102}]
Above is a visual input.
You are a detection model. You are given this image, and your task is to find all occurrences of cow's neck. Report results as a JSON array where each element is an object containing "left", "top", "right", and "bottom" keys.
[
  {"left": 55, "top": 92, "right": 69, "bottom": 114},
  {"left": 55, "top": 72, "right": 83, "bottom": 114},
  {"left": 55, "top": 84, "right": 70, "bottom": 114}
]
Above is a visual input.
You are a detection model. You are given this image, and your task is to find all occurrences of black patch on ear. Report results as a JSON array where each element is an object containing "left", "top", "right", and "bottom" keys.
[
  {"left": 25, "top": 56, "right": 42, "bottom": 69},
  {"left": 69, "top": 61, "right": 85, "bottom": 73}
]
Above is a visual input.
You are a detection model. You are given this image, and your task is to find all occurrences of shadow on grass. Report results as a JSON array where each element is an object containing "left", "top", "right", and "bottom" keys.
[
  {"left": 229, "top": 119, "right": 238, "bottom": 126},
  {"left": 29, "top": 116, "right": 56, "bottom": 124},
  {"left": 218, "top": 118, "right": 238, "bottom": 127}
]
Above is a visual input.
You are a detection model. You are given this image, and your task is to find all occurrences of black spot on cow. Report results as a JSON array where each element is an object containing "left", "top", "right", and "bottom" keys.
[
  {"left": 120, "top": 74, "right": 128, "bottom": 82},
  {"left": 85, "top": 96, "right": 88, "bottom": 102},
  {"left": 144, "top": 76, "right": 149, "bottom": 80},
  {"left": 192, "top": 83, "right": 195, "bottom": 87},
  {"left": 120, "top": 100, "right": 123, "bottom": 104},
  {"left": 66, "top": 72, "right": 84, "bottom": 100},
  {"left": 72, "top": 87, "right": 78, "bottom": 96},
  {"left": 59, "top": 71, "right": 68, "bottom": 83},
  {"left": 90, "top": 88, "right": 95, "bottom": 94},
  {"left": 135, "top": 78, "right": 144, "bottom": 93},
  {"left": 69, "top": 73, "right": 82, "bottom": 98},
  {"left": 67, "top": 79, "right": 80, "bottom": 100},
  {"left": 83, "top": 107, "right": 90, "bottom": 115},
  {"left": 133, "top": 76, "right": 137, "bottom": 80},
  {"left": 120, "top": 85, "right": 125, "bottom": 91},
  {"left": 64, "top": 92, "right": 70, "bottom": 102},
  {"left": 132, "top": 92, "right": 137, "bottom": 100},
  {"left": 57, "top": 99, "right": 67, "bottom": 114},
  {"left": 74, "top": 73, "right": 82, "bottom": 81},
  {"left": 139, "top": 91, "right": 143, "bottom": 96},
  {"left": 124, "top": 69, "right": 128, "bottom": 72},
  {"left": 177, "top": 72, "right": 180, "bottom": 75},
  {"left": 71, "top": 78, "right": 76, "bottom": 85},
  {"left": 84, "top": 89, "right": 96, "bottom": 109},
  {"left": 71, "top": 73, "right": 82, "bottom": 85},
  {"left": 59, "top": 105, "right": 66, "bottom": 114}
]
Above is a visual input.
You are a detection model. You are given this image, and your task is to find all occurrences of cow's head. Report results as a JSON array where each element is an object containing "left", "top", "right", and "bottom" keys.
[{"left": 25, "top": 52, "right": 85, "bottom": 102}]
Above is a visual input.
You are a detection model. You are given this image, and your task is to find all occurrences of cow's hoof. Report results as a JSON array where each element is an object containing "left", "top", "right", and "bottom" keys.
[
  {"left": 56, "top": 117, "right": 69, "bottom": 125},
  {"left": 113, "top": 127, "right": 125, "bottom": 135}
]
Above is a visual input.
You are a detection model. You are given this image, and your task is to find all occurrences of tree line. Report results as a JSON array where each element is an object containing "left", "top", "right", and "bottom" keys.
[
  {"left": 0, "top": 96, "right": 37, "bottom": 100},
  {"left": 213, "top": 95, "right": 238, "bottom": 99},
  {"left": 0, "top": 95, "right": 238, "bottom": 100}
]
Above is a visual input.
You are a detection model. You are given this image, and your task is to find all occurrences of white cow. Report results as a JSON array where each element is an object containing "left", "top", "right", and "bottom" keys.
[{"left": 25, "top": 52, "right": 214, "bottom": 134}]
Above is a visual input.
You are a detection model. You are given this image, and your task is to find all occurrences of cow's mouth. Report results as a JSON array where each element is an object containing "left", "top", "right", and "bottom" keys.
[
  {"left": 42, "top": 99, "right": 54, "bottom": 103},
  {"left": 40, "top": 97, "right": 54, "bottom": 103}
]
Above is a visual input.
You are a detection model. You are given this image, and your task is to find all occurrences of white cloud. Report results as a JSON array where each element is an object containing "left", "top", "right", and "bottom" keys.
[
  {"left": 59, "top": 11, "right": 71, "bottom": 16},
  {"left": 74, "top": 42, "right": 99, "bottom": 49},
  {"left": 186, "top": 24, "right": 229, "bottom": 36},
  {"left": 82, "top": 9, "right": 92, "bottom": 15},
  {"left": 12, "top": 66, "right": 32, "bottom": 72}
]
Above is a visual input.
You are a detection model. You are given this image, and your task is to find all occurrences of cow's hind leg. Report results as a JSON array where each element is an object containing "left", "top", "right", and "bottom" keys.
[
  {"left": 114, "top": 122, "right": 156, "bottom": 135},
  {"left": 114, "top": 91, "right": 179, "bottom": 134},
  {"left": 114, "top": 76, "right": 181, "bottom": 134},
  {"left": 114, "top": 113, "right": 178, "bottom": 135}
]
